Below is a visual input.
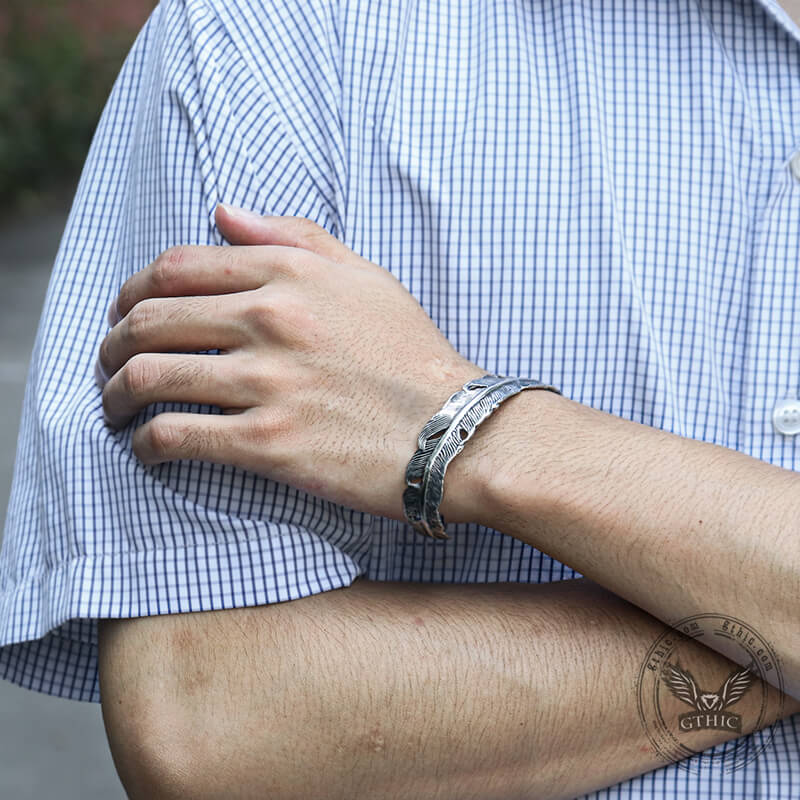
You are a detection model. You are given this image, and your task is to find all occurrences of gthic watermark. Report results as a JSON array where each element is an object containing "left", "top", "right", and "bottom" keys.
[{"left": 636, "top": 614, "right": 786, "bottom": 773}]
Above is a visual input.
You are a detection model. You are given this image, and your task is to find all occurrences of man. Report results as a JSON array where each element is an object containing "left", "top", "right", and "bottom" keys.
[{"left": 1, "top": 0, "right": 799, "bottom": 797}]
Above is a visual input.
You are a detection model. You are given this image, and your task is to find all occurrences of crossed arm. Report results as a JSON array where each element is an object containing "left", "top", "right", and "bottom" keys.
[
  {"left": 96, "top": 207, "right": 800, "bottom": 798},
  {"left": 98, "top": 579, "right": 797, "bottom": 800}
]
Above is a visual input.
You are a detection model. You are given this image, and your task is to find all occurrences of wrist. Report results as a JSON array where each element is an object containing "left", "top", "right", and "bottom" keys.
[{"left": 439, "top": 387, "right": 568, "bottom": 531}]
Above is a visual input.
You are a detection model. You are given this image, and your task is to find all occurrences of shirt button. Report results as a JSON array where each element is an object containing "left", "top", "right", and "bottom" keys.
[
  {"left": 772, "top": 399, "right": 800, "bottom": 435},
  {"left": 790, "top": 152, "right": 800, "bottom": 182}
]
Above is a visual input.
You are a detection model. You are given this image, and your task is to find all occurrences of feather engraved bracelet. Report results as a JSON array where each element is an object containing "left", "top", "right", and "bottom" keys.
[{"left": 402, "top": 374, "right": 561, "bottom": 539}]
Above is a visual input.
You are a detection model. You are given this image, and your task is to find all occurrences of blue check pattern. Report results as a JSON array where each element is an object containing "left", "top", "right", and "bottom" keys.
[{"left": 2, "top": 0, "right": 800, "bottom": 795}]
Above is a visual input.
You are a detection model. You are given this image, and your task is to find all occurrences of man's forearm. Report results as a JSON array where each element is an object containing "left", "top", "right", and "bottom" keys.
[
  {"left": 443, "top": 389, "right": 800, "bottom": 698},
  {"left": 100, "top": 578, "right": 796, "bottom": 800}
]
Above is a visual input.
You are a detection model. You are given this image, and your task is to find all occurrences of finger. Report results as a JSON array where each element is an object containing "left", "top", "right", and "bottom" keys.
[
  {"left": 215, "top": 204, "right": 359, "bottom": 265},
  {"left": 99, "top": 294, "right": 247, "bottom": 380},
  {"left": 102, "top": 352, "right": 257, "bottom": 430},
  {"left": 132, "top": 411, "right": 253, "bottom": 467},
  {"left": 114, "top": 244, "right": 284, "bottom": 321}
]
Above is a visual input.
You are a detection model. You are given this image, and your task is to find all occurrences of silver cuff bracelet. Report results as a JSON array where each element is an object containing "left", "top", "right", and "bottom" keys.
[{"left": 402, "top": 373, "right": 561, "bottom": 540}]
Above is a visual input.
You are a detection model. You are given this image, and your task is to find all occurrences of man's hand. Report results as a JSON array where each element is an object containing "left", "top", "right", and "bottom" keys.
[
  {"left": 96, "top": 205, "right": 800, "bottom": 703},
  {"left": 96, "top": 204, "right": 483, "bottom": 519}
]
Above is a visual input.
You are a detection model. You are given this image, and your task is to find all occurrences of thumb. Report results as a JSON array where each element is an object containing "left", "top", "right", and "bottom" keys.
[{"left": 215, "top": 203, "right": 354, "bottom": 264}]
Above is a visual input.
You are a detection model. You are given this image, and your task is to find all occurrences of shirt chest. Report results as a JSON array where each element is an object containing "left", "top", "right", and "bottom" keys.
[{"left": 341, "top": 0, "right": 800, "bottom": 465}]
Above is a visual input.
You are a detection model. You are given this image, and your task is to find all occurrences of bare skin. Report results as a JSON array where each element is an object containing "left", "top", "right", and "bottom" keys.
[
  {"left": 96, "top": 208, "right": 800, "bottom": 693},
  {"left": 98, "top": 579, "right": 799, "bottom": 800},
  {"left": 94, "top": 206, "right": 800, "bottom": 797},
  {"left": 459, "top": 387, "right": 800, "bottom": 699}
]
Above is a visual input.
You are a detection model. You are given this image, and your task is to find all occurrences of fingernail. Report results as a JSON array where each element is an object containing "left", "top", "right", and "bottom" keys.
[
  {"left": 218, "top": 203, "right": 267, "bottom": 221},
  {"left": 94, "top": 359, "right": 109, "bottom": 390},
  {"left": 107, "top": 298, "right": 121, "bottom": 327}
]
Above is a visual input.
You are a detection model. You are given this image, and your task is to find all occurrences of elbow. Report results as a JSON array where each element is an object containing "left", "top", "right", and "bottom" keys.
[
  {"left": 103, "top": 705, "right": 326, "bottom": 800},
  {"left": 102, "top": 708, "right": 196, "bottom": 800},
  {"left": 98, "top": 616, "right": 217, "bottom": 799},
  {"left": 99, "top": 669, "right": 197, "bottom": 800}
]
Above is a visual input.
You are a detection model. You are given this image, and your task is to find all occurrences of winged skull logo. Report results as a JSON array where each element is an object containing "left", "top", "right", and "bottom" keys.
[{"left": 661, "top": 662, "right": 757, "bottom": 732}]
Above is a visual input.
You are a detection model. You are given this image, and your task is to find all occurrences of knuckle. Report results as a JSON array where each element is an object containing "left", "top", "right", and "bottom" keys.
[
  {"left": 241, "top": 289, "right": 318, "bottom": 343},
  {"left": 301, "top": 219, "right": 333, "bottom": 247},
  {"left": 121, "top": 354, "right": 159, "bottom": 397},
  {"left": 125, "top": 299, "right": 159, "bottom": 340},
  {"left": 269, "top": 247, "right": 307, "bottom": 282},
  {"left": 144, "top": 418, "right": 180, "bottom": 461},
  {"left": 100, "top": 384, "right": 114, "bottom": 420},
  {"left": 115, "top": 283, "right": 134, "bottom": 318},
  {"left": 98, "top": 336, "right": 113, "bottom": 371},
  {"left": 250, "top": 407, "right": 292, "bottom": 442},
  {"left": 282, "top": 217, "right": 328, "bottom": 250},
  {"left": 151, "top": 245, "right": 189, "bottom": 290},
  {"left": 242, "top": 292, "right": 278, "bottom": 335},
  {"left": 275, "top": 295, "right": 319, "bottom": 343},
  {"left": 281, "top": 247, "right": 304, "bottom": 273},
  {"left": 296, "top": 217, "right": 322, "bottom": 236}
]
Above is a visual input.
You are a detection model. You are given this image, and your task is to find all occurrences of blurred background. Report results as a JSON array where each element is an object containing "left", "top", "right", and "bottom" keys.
[{"left": 1, "top": 1, "right": 156, "bottom": 797}]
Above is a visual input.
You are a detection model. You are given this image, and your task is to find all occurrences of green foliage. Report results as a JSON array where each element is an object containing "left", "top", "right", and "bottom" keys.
[{"left": 0, "top": 2, "right": 137, "bottom": 210}]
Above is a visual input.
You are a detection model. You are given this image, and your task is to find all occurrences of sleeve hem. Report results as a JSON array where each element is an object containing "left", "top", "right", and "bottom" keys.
[{"left": 0, "top": 532, "right": 361, "bottom": 702}]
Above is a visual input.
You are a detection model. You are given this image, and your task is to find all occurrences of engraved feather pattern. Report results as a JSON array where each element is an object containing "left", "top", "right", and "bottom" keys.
[
  {"left": 403, "top": 376, "right": 559, "bottom": 539},
  {"left": 404, "top": 411, "right": 457, "bottom": 486},
  {"left": 662, "top": 662, "right": 756, "bottom": 711},
  {"left": 403, "top": 379, "right": 498, "bottom": 537},
  {"left": 421, "top": 388, "right": 519, "bottom": 527}
]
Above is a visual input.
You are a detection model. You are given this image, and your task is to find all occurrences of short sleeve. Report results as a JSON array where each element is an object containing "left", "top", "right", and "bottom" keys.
[{"left": 0, "top": 0, "right": 372, "bottom": 703}]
